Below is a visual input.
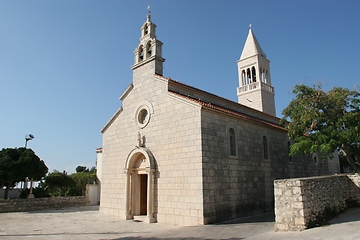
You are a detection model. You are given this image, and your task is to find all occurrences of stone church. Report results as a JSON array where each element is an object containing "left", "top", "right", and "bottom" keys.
[{"left": 98, "top": 12, "right": 339, "bottom": 225}]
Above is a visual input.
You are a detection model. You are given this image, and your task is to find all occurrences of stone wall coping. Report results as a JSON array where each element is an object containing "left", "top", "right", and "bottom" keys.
[
  {"left": 0, "top": 196, "right": 90, "bottom": 213},
  {"left": 274, "top": 174, "right": 349, "bottom": 183}
]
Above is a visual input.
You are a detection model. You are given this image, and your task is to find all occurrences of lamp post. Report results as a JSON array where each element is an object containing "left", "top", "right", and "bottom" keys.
[
  {"left": 24, "top": 134, "right": 35, "bottom": 198},
  {"left": 25, "top": 134, "right": 34, "bottom": 148}
]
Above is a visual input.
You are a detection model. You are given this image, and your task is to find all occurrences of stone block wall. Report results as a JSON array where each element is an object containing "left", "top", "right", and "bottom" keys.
[
  {"left": 348, "top": 174, "right": 360, "bottom": 204},
  {"left": 201, "top": 109, "right": 278, "bottom": 224},
  {"left": 100, "top": 71, "right": 340, "bottom": 226},
  {"left": 274, "top": 174, "right": 360, "bottom": 231},
  {"left": 0, "top": 196, "right": 90, "bottom": 213},
  {"left": 100, "top": 75, "right": 204, "bottom": 225},
  {"left": 200, "top": 106, "right": 336, "bottom": 224}
]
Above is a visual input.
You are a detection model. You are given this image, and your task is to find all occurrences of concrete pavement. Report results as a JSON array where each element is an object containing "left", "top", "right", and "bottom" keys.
[{"left": 1, "top": 206, "right": 360, "bottom": 239}]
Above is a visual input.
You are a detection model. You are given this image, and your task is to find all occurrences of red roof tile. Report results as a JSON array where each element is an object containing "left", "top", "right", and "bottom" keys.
[
  {"left": 155, "top": 74, "right": 286, "bottom": 131},
  {"left": 169, "top": 91, "right": 286, "bottom": 131}
]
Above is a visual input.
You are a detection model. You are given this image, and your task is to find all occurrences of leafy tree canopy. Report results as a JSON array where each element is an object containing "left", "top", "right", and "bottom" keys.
[
  {"left": 0, "top": 147, "right": 48, "bottom": 199},
  {"left": 43, "top": 171, "right": 75, "bottom": 196},
  {"left": 70, "top": 171, "right": 97, "bottom": 196},
  {"left": 281, "top": 84, "right": 360, "bottom": 170},
  {"left": 76, "top": 166, "right": 87, "bottom": 173},
  {"left": 42, "top": 166, "right": 97, "bottom": 197}
]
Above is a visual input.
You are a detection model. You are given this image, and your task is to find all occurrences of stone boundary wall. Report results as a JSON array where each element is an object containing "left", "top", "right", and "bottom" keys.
[
  {"left": 348, "top": 174, "right": 360, "bottom": 202},
  {"left": 0, "top": 188, "right": 21, "bottom": 199},
  {"left": 274, "top": 174, "right": 360, "bottom": 231},
  {"left": 0, "top": 196, "right": 90, "bottom": 213}
]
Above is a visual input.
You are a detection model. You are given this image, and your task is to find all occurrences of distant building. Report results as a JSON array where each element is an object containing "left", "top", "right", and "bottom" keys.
[{"left": 98, "top": 12, "right": 339, "bottom": 225}]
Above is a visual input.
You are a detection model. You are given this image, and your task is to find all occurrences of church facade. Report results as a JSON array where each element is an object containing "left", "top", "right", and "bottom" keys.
[{"left": 98, "top": 13, "right": 340, "bottom": 225}]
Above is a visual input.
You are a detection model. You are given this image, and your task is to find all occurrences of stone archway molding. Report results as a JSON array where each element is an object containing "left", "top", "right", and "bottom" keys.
[
  {"left": 124, "top": 147, "right": 155, "bottom": 170},
  {"left": 124, "top": 147, "right": 156, "bottom": 223}
]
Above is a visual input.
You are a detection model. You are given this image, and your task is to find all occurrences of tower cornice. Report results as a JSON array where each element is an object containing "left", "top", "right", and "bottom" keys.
[{"left": 131, "top": 55, "right": 165, "bottom": 71}]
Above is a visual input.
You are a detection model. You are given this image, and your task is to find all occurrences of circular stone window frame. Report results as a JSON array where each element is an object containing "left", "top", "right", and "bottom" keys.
[{"left": 135, "top": 100, "right": 154, "bottom": 129}]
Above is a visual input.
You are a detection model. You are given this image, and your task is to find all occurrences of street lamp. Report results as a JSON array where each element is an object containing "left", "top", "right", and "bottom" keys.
[
  {"left": 25, "top": 134, "right": 34, "bottom": 148},
  {"left": 24, "top": 133, "right": 35, "bottom": 198}
]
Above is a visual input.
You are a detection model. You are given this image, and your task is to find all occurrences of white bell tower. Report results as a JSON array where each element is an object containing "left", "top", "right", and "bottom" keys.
[
  {"left": 237, "top": 25, "right": 276, "bottom": 116},
  {"left": 131, "top": 6, "right": 165, "bottom": 76}
]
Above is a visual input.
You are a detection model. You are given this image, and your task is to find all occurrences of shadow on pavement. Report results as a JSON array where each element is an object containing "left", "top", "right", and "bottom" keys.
[
  {"left": 112, "top": 238, "right": 244, "bottom": 240},
  {"left": 328, "top": 207, "right": 360, "bottom": 225},
  {"left": 215, "top": 207, "right": 360, "bottom": 227},
  {"left": 24, "top": 205, "right": 99, "bottom": 214},
  {"left": 0, "top": 233, "right": 243, "bottom": 240},
  {"left": 217, "top": 211, "right": 274, "bottom": 225}
]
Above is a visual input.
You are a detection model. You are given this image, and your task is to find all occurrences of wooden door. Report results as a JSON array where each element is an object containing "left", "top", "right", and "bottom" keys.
[{"left": 140, "top": 174, "right": 148, "bottom": 215}]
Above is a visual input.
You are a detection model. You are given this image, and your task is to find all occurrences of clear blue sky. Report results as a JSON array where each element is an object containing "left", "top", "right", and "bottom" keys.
[{"left": 1, "top": 1, "right": 359, "bottom": 173}]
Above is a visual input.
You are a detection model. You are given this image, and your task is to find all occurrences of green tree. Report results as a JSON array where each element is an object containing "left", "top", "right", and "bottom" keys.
[
  {"left": 281, "top": 84, "right": 360, "bottom": 170},
  {"left": 70, "top": 171, "right": 97, "bottom": 196},
  {"left": 20, "top": 148, "right": 48, "bottom": 181},
  {"left": 75, "top": 166, "right": 87, "bottom": 173},
  {"left": 0, "top": 148, "right": 48, "bottom": 199},
  {"left": 43, "top": 171, "right": 75, "bottom": 196},
  {"left": 89, "top": 166, "right": 96, "bottom": 173}
]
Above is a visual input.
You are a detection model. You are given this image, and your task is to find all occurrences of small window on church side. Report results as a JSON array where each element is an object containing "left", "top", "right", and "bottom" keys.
[
  {"left": 288, "top": 141, "right": 292, "bottom": 163},
  {"left": 229, "top": 128, "right": 236, "bottom": 156},
  {"left": 312, "top": 153, "right": 318, "bottom": 165},
  {"left": 263, "top": 136, "right": 268, "bottom": 159}
]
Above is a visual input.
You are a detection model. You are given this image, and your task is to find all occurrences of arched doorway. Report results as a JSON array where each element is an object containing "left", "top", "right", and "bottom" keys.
[{"left": 124, "top": 147, "right": 156, "bottom": 223}]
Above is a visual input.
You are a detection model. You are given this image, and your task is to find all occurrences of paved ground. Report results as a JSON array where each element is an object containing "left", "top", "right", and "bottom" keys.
[{"left": 1, "top": 206, "right": 360, "bottom": 240}]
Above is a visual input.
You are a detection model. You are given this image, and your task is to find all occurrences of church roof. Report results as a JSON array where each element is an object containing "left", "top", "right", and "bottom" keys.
[
  {"left": 165, "top": 77, "right": 285, "bottom": 131},
  {"left": 240, "top": 28, "right": 266, "bottom": 60},
  {"left": 170, "top": 91, "right": 284, "bottom": 130}
]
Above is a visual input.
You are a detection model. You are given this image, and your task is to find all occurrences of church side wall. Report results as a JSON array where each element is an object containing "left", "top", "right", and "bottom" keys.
[{"left": 200, "top": 109, "right": 337, "bottom": 224}]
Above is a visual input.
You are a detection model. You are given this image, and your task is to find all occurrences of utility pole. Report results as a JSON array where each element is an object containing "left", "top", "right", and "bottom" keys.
[{"left": 24, "top": 134, "right": 35, "bottom": 198}]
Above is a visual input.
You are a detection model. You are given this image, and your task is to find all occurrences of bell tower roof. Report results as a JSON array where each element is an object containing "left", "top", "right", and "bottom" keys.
[{"left": 240, "top": 25, "right": 266, "bottom": 60}]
